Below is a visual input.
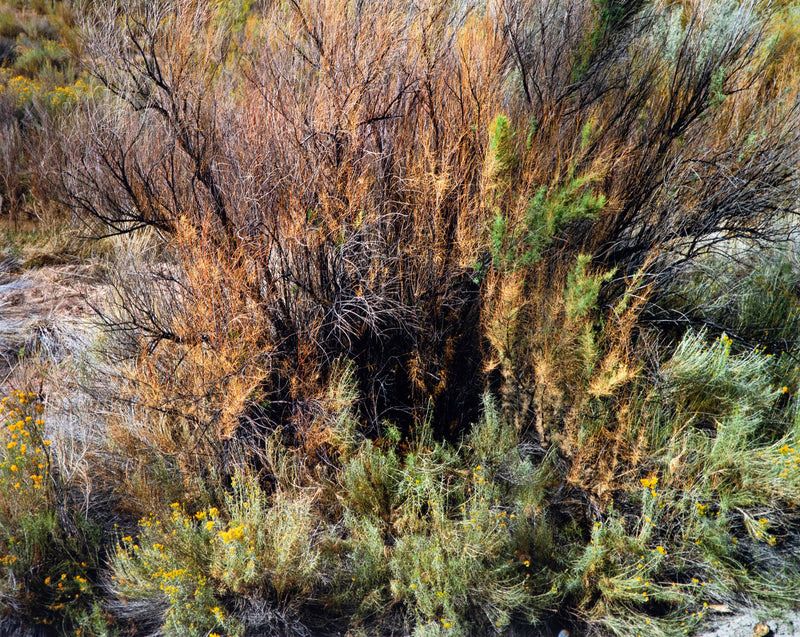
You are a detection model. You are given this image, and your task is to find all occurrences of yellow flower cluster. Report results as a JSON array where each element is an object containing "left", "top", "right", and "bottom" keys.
[
  {"left": 640, "top": 475, "right": 659, "bottom": 497},
  {"left": 6, "top": 76, "right": 40, "bottom": 106},
  {"left": 49, "top": 84, "right": 79, "bottom": 108},
  {"left": 1, "top": 75, "right": 92, "bottom": 110},
  {"left": 776, "top": 443, "right": 800, "bottom": 479},
  {"left": 218, "top": 524, "right": 245, "bottom": 543},
  {"left": 1, "top": 392, "right": 50, "bottom": 502}
]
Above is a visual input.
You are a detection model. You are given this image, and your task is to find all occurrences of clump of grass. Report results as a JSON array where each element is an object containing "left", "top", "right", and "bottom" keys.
[{"left": 0, "top": 219, "right": 111, "bottom": 266}]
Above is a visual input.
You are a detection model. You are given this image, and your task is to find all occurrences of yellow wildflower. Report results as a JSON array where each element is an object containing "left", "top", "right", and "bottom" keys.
[{"left": 640, "top": 476, "right": 658, "bottom": 489}]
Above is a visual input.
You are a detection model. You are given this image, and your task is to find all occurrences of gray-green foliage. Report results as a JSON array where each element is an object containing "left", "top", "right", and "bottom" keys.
[
  {"left": 338, "top": 405, "right": 551, "bottom": 634},
  {"left": 662, "top": 329, "right": 778, "bottom": 421},
  {"left": 109, "top": 399, "right": 560, "bottom": 636},
  {"left": 666, "top": 249, "right": 800, "bottom": 348},
  {"left": 329, "top": 396, "right": 571, "bottom": 634}
]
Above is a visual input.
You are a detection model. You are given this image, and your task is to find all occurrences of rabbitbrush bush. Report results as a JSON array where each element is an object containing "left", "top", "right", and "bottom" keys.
[{"left": 0, "top": 391, "right": 106, "bottom": 633}]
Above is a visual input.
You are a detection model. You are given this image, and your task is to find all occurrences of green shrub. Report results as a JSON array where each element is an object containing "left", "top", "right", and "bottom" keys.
[
  {"left": 661, "top": 249, "right": 800, "bottom": 355},
  {"left": 489, "top": 173, "right": 606, "bottom": 270},
  {"left": 662, "top": 329, "right": 778, "bottom": 422},
  {"left": 110, "top": 475, "right": 325, "bottom": 634},
  {"left": 333, "top": 403, "right": 560, "bottom": 635},
  {"left": 111, "top": 504, "right": 241, "bottom": 637},
  {"left": 0, "top": 11, "right": 24, "bottom": 39},
  {"left": 211, "top": 478, "right": 321, "bottom": 600},
  {"left": 14, "top": 40, "right": 68, "bottom": 76},
  {"left": 110, "top": 400, "right": 563, "bottom": 636}
]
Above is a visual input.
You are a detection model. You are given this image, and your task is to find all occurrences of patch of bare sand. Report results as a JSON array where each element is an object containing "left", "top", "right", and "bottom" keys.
[{"left": 700, "top": 613, "right": 800, "bottom": 636}]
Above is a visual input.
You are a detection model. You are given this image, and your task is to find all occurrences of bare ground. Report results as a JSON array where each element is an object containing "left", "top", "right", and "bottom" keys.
[
  {"left": 700, "top": 611, "right": 800, "bottom": 637},
  {"left": 0, "top": 258, "right": 105, "bottom": 390}
]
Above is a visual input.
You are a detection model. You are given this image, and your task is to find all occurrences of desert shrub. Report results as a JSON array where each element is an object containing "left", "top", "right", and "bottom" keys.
[
  {"left": 14, "top": 39, "right": 69, "bottom": 76},
  {"left": 111, "top": 398, "right": 557, "bottom": 636},
  {"left": 538, "top": 325, "right": 800, "bottom": 634},
  {"left": 8, "top": 0, "right": 800, "bottom": 634},
  {"left": 0, "top": 390, "right": 106, "bottom": 633},
  {"left": 331, "top": 400, "right": 560, "bottom": 635},
  {"left": 0, "top": 11, "right": 23, "bottom": 39},
  {"left": 658, "top": 247, "right": 800, "bottom": 357},
  {"left": 656, "top": 327, "right": 800, "bottom": 504},
  {"left": 111, "top": 504, "right": 241, "bottom": 636},
  {"left": 210, "top": 479, "right": 322, "bottom": 600},
  {"left": 111, "top": 473, "right": 329, "bottom": 635},
  {"left": 56, "top": 0, "right": 799, "bottom": 449},
  {"left": 21, "top": 14, "right": 60, "bottom": 41}
]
